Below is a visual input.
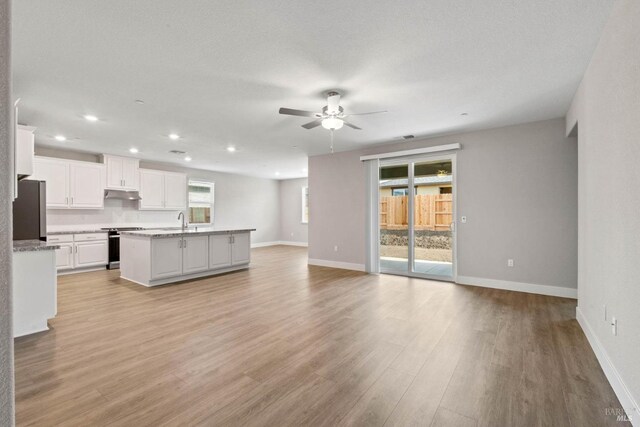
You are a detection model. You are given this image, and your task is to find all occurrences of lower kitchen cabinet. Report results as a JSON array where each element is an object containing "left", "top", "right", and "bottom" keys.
[
  {"left": 231, "top": 232, "right": 251, "bottom": 265},
  {"left": 48, "top": 233, "right": 108, "bottom": 272},
  {"left": 54, "top": 243, "right": 74, "bottom": 270},
  {"left": 75, "top": 240, "right": 109, "bottom": 268},
  {"left": 151, "top": 237, "right": 183, "bottom": 280},
  {"left": 209, "top": 234, "right": 232, "bottom": 269},
  {"left": 182, "top": 235, "right": 209, "bottom": 274}
]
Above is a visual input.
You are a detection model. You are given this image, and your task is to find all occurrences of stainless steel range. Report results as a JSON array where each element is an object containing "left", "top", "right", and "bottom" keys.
[{"left": 102, "top": 227, "right": 145, "bottom": 269}]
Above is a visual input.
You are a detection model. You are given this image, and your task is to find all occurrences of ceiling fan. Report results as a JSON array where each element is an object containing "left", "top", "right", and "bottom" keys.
[
  {"left": 279, "top": 91, "right": 386, "bottom": 152},
  {"left": 279, "top": 91, "right": 386, "bottom": 131}
]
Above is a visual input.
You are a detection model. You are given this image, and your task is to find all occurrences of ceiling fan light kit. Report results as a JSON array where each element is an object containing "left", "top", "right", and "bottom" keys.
[
  {"left": 321, "top": 117, "right": 343, "bottom": 130},
  {"left": 279, "top": 90, "right": 387, "bottom": 152}
]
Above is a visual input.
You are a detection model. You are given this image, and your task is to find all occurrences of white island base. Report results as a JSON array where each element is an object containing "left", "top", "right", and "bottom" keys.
[{"left": 119, "top": 229, "right": 253, "bottom": 287}]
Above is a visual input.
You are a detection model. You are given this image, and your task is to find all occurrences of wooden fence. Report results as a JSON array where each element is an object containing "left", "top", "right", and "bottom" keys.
[{"left": 380, "top": 194, "right": 452, "bottom": 230}]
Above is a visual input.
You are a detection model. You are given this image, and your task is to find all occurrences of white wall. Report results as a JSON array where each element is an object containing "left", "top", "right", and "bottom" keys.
[
  {"left": 34, "top": 147, "right": 281, "bottom": 244},
  {"left": 0, "top": 0, "right": 15, "bottom": 424},
  {"left": 566, "top": 0, "right": 640, "bottom": 418},
  {"left": 279, "top": 178, "right": 308, "bottom": 244},
  {"left": 309, "top": 118, "right": 578, "bottom": 292}
]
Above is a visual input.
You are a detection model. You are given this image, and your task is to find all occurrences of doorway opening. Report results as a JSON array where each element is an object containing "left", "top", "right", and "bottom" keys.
[{"left": 378, "top": 155, "right": 456, "bottom": 281}]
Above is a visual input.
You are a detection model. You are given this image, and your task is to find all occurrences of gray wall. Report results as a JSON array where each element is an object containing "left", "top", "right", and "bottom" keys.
[
  {"left": 278, "top": 178, "right": 308, "bottom": 244},
  {"left": 566, "top": 0, "right": 640, "bottom": 411},
  {"left": 34, "top": 147, "right": 281, "bottom": 244},
  {"left": 0, "top": 0, "right": 14, "bottom": 424},
  {"left": 309, "top": 118, "right": 578, "bottom": 289}
]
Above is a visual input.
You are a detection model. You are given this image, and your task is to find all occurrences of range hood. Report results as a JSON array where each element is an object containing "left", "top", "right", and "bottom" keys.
[{"left": 104, "top": 189, "right": 142, "bottom": 201}]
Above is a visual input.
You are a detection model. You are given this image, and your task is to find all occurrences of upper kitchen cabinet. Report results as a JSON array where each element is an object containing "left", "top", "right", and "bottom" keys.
[
  {"left": 32, "top": 157, "right": 106, "bottom": 209},
  {"left": 139, "top": 169, "right": 186, "bottom": 210},
  {"left": 31, "top": 157, "right": 69, "bottom": 208},
  {"left": 16, "top": 125, "right": 36, "bottom": 179},
  {"left": 164, "top": 172, "right": 187, "bottom": 210},
  {"left": 102, "top": 154, "right": 139, "bottom": 191}
]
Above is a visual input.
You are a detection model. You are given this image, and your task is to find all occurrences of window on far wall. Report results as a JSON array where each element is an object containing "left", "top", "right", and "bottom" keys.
[
  {"left": 302, "top": 186, "right": 309, "bottom": 224},
  {"left": 391, "top": 188, "right": 410, "bottom": 196},
  {"left": 188, "top": 180, "right": 214, "bottom": 224}
]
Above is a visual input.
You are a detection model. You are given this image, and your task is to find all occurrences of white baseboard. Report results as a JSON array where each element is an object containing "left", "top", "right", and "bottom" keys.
[
  {"left": 278, "top": 241, "right": 308, "bottom": 247},
  {"left": 251, "top": 241, "right": 308, "bottom": 248},
  {"left": 576, "top": 307, "right": 638, "bottom": 425},
  {"left": 57, "top": 266, "right": 107, "bottom": 276},
  {"left": 307, "top": 258, "right": 366, "bottom": 272},
  {"left": 251, "top": 241, "right": 280, "bottom": 248},
  {"left": 456, "top": 275, "right": 577, "bottom": 299}
]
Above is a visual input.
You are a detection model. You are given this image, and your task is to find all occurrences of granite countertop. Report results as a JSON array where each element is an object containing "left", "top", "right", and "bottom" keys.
[
  {"left": 13, "top": 240, "right": 60, "bottom": 252},
  {"left": 120, "top": 227, "right": 256, "bottom": 237},
  {"left": 48, "top": 229, "right": 107, "bottom": 235}
]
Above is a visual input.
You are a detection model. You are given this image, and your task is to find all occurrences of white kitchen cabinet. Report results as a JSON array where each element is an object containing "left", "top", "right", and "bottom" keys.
[
  {"left": 32, "top": 157, "right": 105, "bottom": 209},
  {"left": 70, "top": 163, "right": 105, "bottom": 208},
  {"left": 182, "top": 235, "right": 210, "bottom": 274},
  {"left": 103, "top": 155, "right": 139, "bottom": 190},
  {"left": 48, "top": 233, "right": 108, "bottom": 272},
  {"left": 231, "top": 232, "right": 251, "bottom": 265},
  {"left": 151, "top": 237, "right": 184, "bottom": 279},
  {"left": 139, "top": 168, "right": 186, "bottom": 210},
  {"left": 32, "top": 157, "right": 69, "bottom": 208},
  {"left": 209, "top": 234, "right": 232, "bottom": 269},
  {"left": 54, "top": 243, "right": 74, "bottom": 270},
  {"left": 164, "top": 172, "right": 187, "bottom": 209},
  {"left": 74, "top": 240, "right": 109, "bottom": 268},
  {"left": 16, "top": 125, "right": 36, "bottom": 179},
  {"left": 139, "top": 169, "right": 165, "bottom": 209}
]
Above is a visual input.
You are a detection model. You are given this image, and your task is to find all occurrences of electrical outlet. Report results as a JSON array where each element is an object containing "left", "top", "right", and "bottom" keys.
[
  {"left": 507, "top": 259, "right": 514, "bottom": 267},
  {"left": 334, "top": 245, "right": 339, "bottom": 252},
  {"left": 461, "top": 216, "right": 467, "bottom": 223},
  {"left": 611, "top": 317, "right": 617, "bottom": 336}
]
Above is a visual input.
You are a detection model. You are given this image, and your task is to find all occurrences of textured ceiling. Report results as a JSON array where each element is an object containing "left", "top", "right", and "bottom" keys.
[{"left": 12, "top": 0, "right": 613, "bottom": 179}]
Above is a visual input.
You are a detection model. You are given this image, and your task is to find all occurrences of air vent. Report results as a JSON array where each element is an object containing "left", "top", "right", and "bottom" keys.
[
  {"left": 402, "top": 135, "right": 415, "bottom": 140},
  {"left": 169, "top": 150, "right": 186, "bottom": 155}
]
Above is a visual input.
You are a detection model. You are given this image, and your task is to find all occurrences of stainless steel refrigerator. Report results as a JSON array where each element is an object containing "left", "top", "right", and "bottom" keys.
[{"left": 12, "top": 179, "right": 47, "bottom": 241}]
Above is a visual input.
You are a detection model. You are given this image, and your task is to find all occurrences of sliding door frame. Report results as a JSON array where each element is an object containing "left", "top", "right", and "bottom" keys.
[{"left": 376, "top": 152, "right": 457, "bottom": 282}]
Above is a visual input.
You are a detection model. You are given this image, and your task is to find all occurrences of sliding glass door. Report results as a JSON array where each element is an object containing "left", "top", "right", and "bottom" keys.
[{"left": 378, "top": 155, "right": 455, "bottom": 281}]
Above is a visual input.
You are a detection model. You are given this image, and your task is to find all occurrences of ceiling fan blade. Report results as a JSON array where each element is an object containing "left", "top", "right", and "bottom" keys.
[
  {"left": 279, "top": 107, "right": 321, "bottom": 118},
  {"left": 342, "top": 120, "right": 362, "bottom": 130},
  {"left": 345, "top": 110, "right": 388, "bottom": 117},
  {"left": 302, "top": 119, "right": 323, "bottom": 129}
]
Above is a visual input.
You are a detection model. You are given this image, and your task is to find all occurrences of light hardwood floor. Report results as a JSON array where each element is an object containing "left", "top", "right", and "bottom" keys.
[{"left": 14, "top": 246, "right": 627, "bottom": 426}]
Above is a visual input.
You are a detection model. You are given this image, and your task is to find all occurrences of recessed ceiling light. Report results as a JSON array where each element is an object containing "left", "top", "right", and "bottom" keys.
[
  {"left": 402, "top": 135, "right": 415, "bottom": 140},
  {"left": 129, "top": 147, "right": 139, "bottom": 153},
  {"left": 134, "top": 99, "right": 145, "bottom": 104},
  {"left": 184, "top": 156, "right": 192, "bottom": 162},
  {"left": 275, "top": 171, "right": 280, "bottom": 176},
  {"left": 169, "top": 133, "right": 180, "bottom": 140},
  {"left": 54, "top": 135, "right": 66, "bottom": 141},
  {"left": 461, "top": 112, "right": 469, "bottom": 116},
  {"left": 303, "top": 168, "right": 308, "bottom": 173},
  {"left": 226, "top": 146, "right": 236, "bottom": 152},
  {"left": 83, "top": 114, "right": 98, "bottom": 122}
]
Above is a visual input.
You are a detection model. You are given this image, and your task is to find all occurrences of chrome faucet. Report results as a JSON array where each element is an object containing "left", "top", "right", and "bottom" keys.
[{"left": 178, "top": 212, "right": 187, "bottom": 232}]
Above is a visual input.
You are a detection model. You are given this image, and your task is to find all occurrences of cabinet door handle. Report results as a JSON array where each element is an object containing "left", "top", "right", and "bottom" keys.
[
  {"left": 71, "top": 197, "right": 74, "bottom": 205},
  {"left": 184, "top": 240, "right": 187, "bottom": 248},
  {"left": 65, "top": 197, "right": 69, "bottom": 205}
]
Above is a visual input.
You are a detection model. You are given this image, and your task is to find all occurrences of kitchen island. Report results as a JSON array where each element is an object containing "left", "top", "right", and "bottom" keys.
[{"left": 119, "top": 227, "right": 255, "bottom": 286}]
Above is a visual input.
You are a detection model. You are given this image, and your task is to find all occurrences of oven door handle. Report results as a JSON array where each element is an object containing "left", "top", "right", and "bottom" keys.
[{"left": 109, "top": 235, "right": 121, "bottom": 239}]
